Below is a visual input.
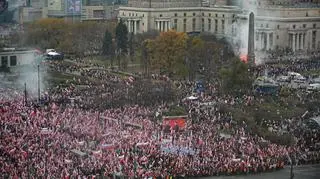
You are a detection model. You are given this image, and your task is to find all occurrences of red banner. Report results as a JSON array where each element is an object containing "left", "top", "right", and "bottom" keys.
[{"left": 162, "top": 116, "right": 187, "bottom": 129}]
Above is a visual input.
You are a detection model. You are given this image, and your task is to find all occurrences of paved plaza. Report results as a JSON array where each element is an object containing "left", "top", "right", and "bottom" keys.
[{"left": 202, "top": 164, "right": 320, "bottom": 179}]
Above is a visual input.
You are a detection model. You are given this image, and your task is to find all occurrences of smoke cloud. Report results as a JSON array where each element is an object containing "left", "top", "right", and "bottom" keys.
[
  {"left": 227, "top": 0, "right": 263, "bottom": 64},
  {"left": 0, "top": 51, "right": 48, "bottom": 99}
]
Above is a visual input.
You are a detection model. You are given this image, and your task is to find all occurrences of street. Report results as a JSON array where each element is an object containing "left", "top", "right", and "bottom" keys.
[{"left": 201, "top": 164, "right": 320, "bottom": 179}]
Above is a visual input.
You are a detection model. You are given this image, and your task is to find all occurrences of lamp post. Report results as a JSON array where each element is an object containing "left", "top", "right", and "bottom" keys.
[
  {"left": 38, "top": 65, "right": 40, "bottom": 103},
  {"left": 24, "top": 83, "right": 27, "bottom": 106}
]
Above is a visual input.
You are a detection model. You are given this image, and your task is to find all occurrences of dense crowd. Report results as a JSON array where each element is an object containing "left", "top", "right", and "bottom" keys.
[{"left": 1, "top": 59, "right": 320, "bottom": 178}]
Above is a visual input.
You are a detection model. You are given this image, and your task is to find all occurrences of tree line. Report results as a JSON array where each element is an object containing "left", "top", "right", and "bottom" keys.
[{"left": 16, "top": 18, "right": 252, "bottom": 94}]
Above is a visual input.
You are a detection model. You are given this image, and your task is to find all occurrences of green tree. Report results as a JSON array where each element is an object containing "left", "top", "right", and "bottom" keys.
[
  {"left": 128, "top": 32, "right": 134, "bottom": 62},
  {"left": 115, "top": 19, "right": 128, "bottom": 54},
  {"left": 219, "top": 57, "right": 253, "bottom": 94},
  {"left": 141, "top": 40, "right": 151, "bottom": 77},
  {"left": 102, "top": 30, "right": 113, "bottom": 57},
  {"left": 186, "top": 37, "right": 204, "bottom": 80}
]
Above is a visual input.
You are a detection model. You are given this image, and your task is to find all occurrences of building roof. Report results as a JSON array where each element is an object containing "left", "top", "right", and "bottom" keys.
[{"left": 0, "top": 48, "right": 38, "bottom": 54}]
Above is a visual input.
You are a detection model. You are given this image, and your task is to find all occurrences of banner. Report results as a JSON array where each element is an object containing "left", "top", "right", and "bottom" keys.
[
  {"left": 162, "top": 116, "right": 187, "bottom": 129},
  {"left": 48, "top": 0, "right": 62, "bottom": 11},
  {"left": 65, "top": 0, "right": 82, "bottom": 15}
]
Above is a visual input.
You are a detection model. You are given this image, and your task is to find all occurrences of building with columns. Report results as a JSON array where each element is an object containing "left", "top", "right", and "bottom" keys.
[{"left": 118, "top": 0, "right": 320, "bottom": 52}]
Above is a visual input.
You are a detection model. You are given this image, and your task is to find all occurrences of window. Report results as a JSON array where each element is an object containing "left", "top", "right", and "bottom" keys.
[
  {"left": 1, "top": 56, "right": 8, "bottom": 67},
  {"left": 208, "top": 19, "right": 211, "bottom": 31},
  {"left": 215, "top": 19, "right": 218, "bottom": 32},
  {"left": 222, "top": 14, "right": 225, "bottom": 18},
  {"left": 173, "top": 19, "right": 178, "bottom": 30},
  {"left": 293, "top": 25, "right": 296, "bottom": 29},
  {"left": 142, "top": 14, "right": 144, "bottom": 17},
  {"left": 303, "top": 24, "right": 306, "bottom": 28},
  {"left": 256, "top": 33, "right": 258, "bottom": 41},
  {"left": 277, "top": 25, "right": 280, "bottom": 29},
  {"left": 93, "top": 10, "right": 104, "bottom": 18},
  {"left": 174, "top": 13, "right": 177, "bottom": 17},
  {"left": 202, "top": 13, "right": 204, "bottom": 16},
  {"left": 215, "top": 14, "right": 218, "bottom": 17},
  {"left": 192, "top": 18, "right": 196, "bottom": 31},
  {"left": 183, "top": 19, "right": 187, "bottom": 32},
  {"left": 266, "top": 24, "right": 269, "bottom": 28},
  {"left": 277, "top": 35, "right": 279, "bottom": 39},
  {"left": 313, "top": 24, "right": 316, "bottom": 28},
  {"left": 10, "top": 56, "right": 17, "bottom": 66},
  {"left": 221, "top": 20, "right": 225, "bottom": 33},
  {"left": 129, "top": 13, "right": 131, "bottom": 16},
  {"left": 193, "top": 13, "right": 196, "bottom": 16},
  {"left": 202, "top": 18, "right": 205, "bottom": 32},
  {"left": 160, "top": 14, "right": 162, "bottom": 17},
  {"left": 184, "top": 13, "right": 186, "bottom": 17},
  {"left": 209, "top": 13, "right": 211, "bottom": 17}
]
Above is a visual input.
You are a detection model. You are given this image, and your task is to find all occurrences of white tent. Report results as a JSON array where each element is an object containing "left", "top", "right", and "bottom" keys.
[
  {"left": 186, "top": 96, "right": 198, "bottom": 100},
  {"left": 47, "top": 51, "right": 60, "bottom": 56}
]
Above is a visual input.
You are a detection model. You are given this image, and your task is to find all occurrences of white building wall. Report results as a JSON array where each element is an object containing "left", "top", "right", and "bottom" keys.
[{"left": 118, "top": 3, "right": 320, "bottom": 52}]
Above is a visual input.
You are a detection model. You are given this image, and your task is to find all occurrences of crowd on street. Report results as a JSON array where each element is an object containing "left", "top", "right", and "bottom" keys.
[{"left": 1, "top": 58, "right": 320, "bottom": 178}]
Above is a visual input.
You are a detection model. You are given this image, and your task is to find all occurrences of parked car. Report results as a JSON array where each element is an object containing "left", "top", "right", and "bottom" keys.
[
  {"left": 307, "top": 83, "right": 320, "bottom": 93},
  {"left": 293, "top": 75, "right": 307, "bottom": 83},
  {"left": 276, "top": 75, "right": 291, "bottom": 83}
]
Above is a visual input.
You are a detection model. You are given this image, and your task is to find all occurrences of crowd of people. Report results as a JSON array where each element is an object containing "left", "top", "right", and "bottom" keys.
[{"left": 1, "top": 58, "right": 320, "bottom": 178}]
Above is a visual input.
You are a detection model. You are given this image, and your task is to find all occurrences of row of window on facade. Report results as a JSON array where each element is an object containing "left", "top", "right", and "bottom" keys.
[
  {"left": 124, "top": 12, "right": 228, "bottom": 18},
  {"left": 1, "top": 56, "right": 17, "bottom": 67},
  {"left": 258, "top": 23, "right": 317, "bottom": 29},
  {"left": 172, "top": 18, "right": 225, "bottom": 33}
]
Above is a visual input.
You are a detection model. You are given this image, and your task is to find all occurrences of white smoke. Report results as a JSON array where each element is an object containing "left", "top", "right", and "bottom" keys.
[
  {"left": 0, "top": 52, "right": 48, "bottom": 99},
  {"left": 227, "top": 0, "right": 261, "bottom": 64}
]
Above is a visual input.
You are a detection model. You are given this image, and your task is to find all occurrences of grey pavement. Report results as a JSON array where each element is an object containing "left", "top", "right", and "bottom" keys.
[{"left": 200, "top": 164, "right": 320, "bottom": 179}]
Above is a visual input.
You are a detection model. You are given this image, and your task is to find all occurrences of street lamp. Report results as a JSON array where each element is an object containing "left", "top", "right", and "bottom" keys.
[{"left": 38, "top": 65, "right": 40, "bottom": 103}]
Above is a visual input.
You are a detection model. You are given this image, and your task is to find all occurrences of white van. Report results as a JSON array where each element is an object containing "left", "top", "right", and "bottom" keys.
[{"left": 307, "top": 83, "right": 320, "bottom": 92}]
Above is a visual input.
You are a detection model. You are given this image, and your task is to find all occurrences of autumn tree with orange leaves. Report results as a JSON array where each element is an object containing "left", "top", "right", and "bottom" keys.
[{"left": 146, "top": 30, "right": 188, "bottom": 77}]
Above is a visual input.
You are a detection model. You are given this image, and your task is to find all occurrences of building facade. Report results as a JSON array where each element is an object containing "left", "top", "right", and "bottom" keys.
[
  {"left": 0, "top": 48, "right": 38, "bottom": 67},
  {"left": 118, "top": 0, "right": 320, "bottom": 52}
]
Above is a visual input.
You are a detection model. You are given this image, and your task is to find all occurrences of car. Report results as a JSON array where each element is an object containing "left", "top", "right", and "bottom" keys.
[
  {"left": 311, "top": 77, "right": 320, "bottom": 83},
  {"left": 276, "top": 75, "right": 291, "bottom": 83},
  {"left": 293, "top": 76, "right": 307, "bottom": 83},
  {"left": 307, "top": 83, "right": 320, "bottom": 93}
]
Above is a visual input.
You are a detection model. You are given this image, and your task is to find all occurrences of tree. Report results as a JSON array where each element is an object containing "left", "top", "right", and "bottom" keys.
[
  {"left": 146, "top": 30, "right": 188, "bottom": 78},
  {"left": 141, "top": 40, "right": 151, "bottom": 77},
  {"left": 186, "top": 37, "right": 204, "bottom": 80},
  {"left": 219, "top": 57, "right": 253, "bottom": 94},
  {"left": 115, "top": 19, "right": 128, "bottom": 54},
  {"left": 102, "top": 30, "right": 113, "bottom": 57},
  {"left": 128, "top": 32, "right": 134, "bottom": 62}
]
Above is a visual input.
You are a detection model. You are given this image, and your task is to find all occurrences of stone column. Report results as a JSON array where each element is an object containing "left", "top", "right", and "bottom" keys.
[
  {"left": 157, "top": 21, "right": 160, "bottom": 31},
  {"left": 295, "top": 33, "right": 298, "bottom": 50},
  {"left": 128, "top": 20, "right": 132, "bottom": 33},
  {"left": 303, "top": 33, "right": 306, "bottom": 50},
  {"left": 261, "top": 33, "right": 264, "bottom": 50},
  {"left": 300, "top": 33, "right": 302, "bottom": 50},
  {"left": 266, "top": 32, "right": 270, "bottom": 51},
  {"left": 134, "top": 20, "right": 137, "bottom": 34},
  {"left": 292, "top": 33, "right": 296, "bottom": 51},
  {"left": 164, "top": 21, "right": 167, "bottom": 32}
]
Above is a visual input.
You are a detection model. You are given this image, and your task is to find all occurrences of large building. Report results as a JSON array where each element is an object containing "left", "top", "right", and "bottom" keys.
[
  {"left": 118, "top": 0, "right": 320, "bottom": 53},
  {"left": 18, "top": 0, "right": 127, "bottom": 23}
]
